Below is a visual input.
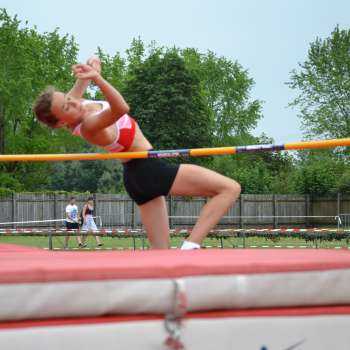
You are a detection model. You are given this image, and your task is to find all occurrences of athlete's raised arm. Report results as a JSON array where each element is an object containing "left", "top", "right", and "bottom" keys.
[
  {"left": 73, "top": 63, "right": 129, "bottom": 131},
  {"left": 67, "top": 56, "right": 101, "bottom": 99}
]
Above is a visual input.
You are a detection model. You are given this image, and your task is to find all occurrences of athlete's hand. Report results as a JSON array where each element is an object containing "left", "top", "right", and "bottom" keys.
[
  {"left": 73, "top": 64, "right": 100, "bottom": 81},
  {"left": 87, "top": 55, "right": 101, "bottom": 73}
]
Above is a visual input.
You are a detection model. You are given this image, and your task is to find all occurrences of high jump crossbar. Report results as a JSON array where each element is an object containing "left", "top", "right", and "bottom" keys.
[{"left": 0, "top": 138, "right": 349, "bottom": 162}]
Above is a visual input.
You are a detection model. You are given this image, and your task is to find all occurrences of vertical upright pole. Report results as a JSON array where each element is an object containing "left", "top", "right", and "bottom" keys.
[
  {"left": 48, "top": 233, "right": 53, "bottom": 250},
  {"left": 305, "top": 194, "right": 311, "bottom": 228},
  {"left": 169, "top": 196, "right": 173, "bottom": 229},
  {"left": 239, "top": 195, "right": 245, "bottom": 247},
  {"left": 12, "top": 192, "right": 17, "bottom": 230},
  {"left": 273, "top": 195, "right": 278, "bottom": 228},
  {"left": 239, "top": 195, "right": 244, "bottom": 229},
  {"left": 93, "top": 193, "right": 98, "bottom": 218},
  {"left": 337, "top": 192, "right": 341, "bottom": 216},
  {"left": 54, "top": 193, "right": 59, "bottom": 229},
  {"left": 131, "top": 199, "right": 135, "bottom": 229}
]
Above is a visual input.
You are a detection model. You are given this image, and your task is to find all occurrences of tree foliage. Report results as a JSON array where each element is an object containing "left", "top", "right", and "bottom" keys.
[
  {"left": 182, "top": 48, "right": 263, "bottom": 144},
  {"left": 0, "top": 8, "right": 82, "bottom": 190},
  {"left": 288, "top": 25, "right": 350, "bottom": 140},
  {"left": 294, "top": 151, "right": 346, "bottom": 195},
  {"left": 123, "top": 49, "right": 213, "bottom": 153}
]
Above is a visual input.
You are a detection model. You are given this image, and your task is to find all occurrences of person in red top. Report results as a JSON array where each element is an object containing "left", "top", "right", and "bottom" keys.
[
  {"left": 81, "top": 196, "right": 103, "bottom": 248},
  {"left": 33, "top": 56, "right": 241, "bottom": 250}
]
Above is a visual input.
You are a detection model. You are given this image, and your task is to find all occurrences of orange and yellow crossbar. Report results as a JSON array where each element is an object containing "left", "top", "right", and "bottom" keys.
[{"left": 0, "top": 138, "right": 349, "bottom": 162}]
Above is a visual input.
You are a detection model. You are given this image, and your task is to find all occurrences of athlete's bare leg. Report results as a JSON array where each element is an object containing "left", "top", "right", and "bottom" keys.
[
  {"left": 169, "top": 164, "right": 240, "bottom": 245},
  {"left": 138, "top": 196, "right": 170, "bottom": 249}
]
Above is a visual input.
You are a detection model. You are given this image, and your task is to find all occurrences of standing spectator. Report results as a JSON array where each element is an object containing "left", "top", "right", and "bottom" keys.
[
  {"left": 81, "top": 196, "right": 103, "bottom": 247},
  {"left": 64, "top": 196, "right": 85, "bottom": 249}
]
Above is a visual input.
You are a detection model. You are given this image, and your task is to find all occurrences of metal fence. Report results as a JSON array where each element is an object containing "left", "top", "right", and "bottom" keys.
[
  {"left": 339, "top": 213, "right": 350, "bottom": 229},
  {"left": 0, "top": 193, "right": 349, "bottom": 229}
]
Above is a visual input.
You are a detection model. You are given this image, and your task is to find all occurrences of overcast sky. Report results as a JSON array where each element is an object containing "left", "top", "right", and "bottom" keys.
[{"left": 2, "top": 0, "right": 349, "bottom": 143}]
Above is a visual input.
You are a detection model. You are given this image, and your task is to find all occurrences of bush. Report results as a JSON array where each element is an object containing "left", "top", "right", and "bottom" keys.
[{"left": 0, "top": 173, "right": 24, "bottom": 192}]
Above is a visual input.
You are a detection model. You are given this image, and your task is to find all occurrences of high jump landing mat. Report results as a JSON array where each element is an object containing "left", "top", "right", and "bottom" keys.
[{"left": 1, "top": 244, "right": 350, "bottom": 349}]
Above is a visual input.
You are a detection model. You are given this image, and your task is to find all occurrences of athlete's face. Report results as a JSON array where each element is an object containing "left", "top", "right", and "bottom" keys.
[{"left": 51, "top": 92, "right": 86, "bottom": 127}]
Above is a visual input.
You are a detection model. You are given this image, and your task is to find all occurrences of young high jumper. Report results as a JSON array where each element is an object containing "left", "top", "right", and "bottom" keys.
[{"left": 33, "top": 56, "right": 241, "bottom": 249}]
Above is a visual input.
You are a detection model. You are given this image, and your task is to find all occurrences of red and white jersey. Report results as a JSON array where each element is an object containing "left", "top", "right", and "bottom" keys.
[{"left": 72, "top": 100, "right": 136, "bottom": 152}]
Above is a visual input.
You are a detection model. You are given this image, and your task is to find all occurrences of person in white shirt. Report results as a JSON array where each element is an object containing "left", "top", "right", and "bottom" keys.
[{"left": 64, "top": 196, "right": 85, "bottom": 249}]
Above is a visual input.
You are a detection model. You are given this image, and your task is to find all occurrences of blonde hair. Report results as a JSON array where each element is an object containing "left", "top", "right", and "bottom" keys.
[{"left": 33, "top": 86, "right": 58, "bottom": 127}]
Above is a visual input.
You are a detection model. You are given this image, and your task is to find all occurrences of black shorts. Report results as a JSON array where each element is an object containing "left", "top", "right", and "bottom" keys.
[
  {"left": 65, "top": 221, "right": 79, "bottom": 230},
  {"left": 123, "top": 158, "right": 180, "bottom": 205}
]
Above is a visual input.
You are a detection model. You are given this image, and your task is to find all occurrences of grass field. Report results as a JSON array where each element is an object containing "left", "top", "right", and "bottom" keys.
[{"left": 1, "top": 234, "right": 349, "bottom": 250}]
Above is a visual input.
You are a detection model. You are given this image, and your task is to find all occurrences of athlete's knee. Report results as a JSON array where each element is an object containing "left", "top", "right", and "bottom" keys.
[{"left": 224, "top": 179, "right": 241, "bottom": 199}]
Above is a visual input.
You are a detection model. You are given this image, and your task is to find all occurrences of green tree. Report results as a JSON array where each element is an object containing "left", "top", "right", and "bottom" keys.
[
  {"left": 49, "top": 156, "right": 123, "bottom": 193},
  {"left": 182, "top": 48, "right": 263, "bottom": 144},
  {"left": 0, "top": 9, "right": 81, "bottom": 190},
  {"left": 95, "top": 47, "right": 127, "bottom": 99},
  {"left": 288, "top": 25, "right": 350, "bottom": 140},
  {"left": 294, "top": 151, "right": 344, "bottom": 195},
  {"left": 123, "top": 49, "right": 213, "bottom": 153},
  {"left": 97, "top": 160, "right": 124, "bottom": 193},
  {"left": 336, "top": 168, "right": 350, "bottom": 193}
]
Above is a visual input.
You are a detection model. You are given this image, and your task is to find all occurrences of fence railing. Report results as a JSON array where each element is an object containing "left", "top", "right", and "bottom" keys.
[
  {"left": 0, "top": 193, "right": 349, "bottom": 229},
  {"left": 339, "top": 214, "right": 350, "bottom": 229}
]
